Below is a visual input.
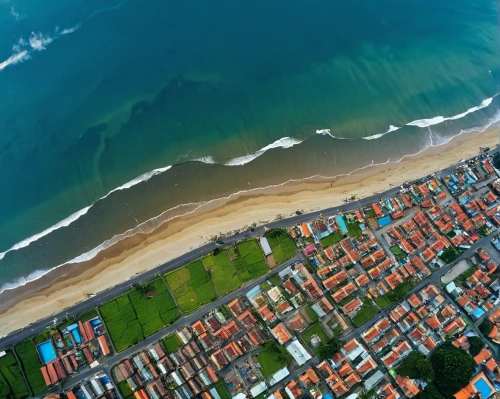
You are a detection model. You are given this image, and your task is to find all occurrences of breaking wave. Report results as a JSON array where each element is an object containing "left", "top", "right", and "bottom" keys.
[{"left": 0, "top": 94, "right": 498, "bottom": 293}]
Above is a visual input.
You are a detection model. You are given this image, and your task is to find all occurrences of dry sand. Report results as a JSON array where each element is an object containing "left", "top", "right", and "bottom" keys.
[{"left": 0, "top": 127, "right": 498, "bottom": 336}]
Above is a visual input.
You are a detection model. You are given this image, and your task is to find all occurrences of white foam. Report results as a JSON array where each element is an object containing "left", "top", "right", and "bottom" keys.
[
  {"left": 105, "top": 165, "right": 172, "bottom": 195},
  {"left": 60, "top": 24, "right": 81, "bottom": 35},
  {"left": 194, "top": 156, "right": 216, "bottom": 164},
  {"left": 0, "top": 166, "right": 172, "bottom": 262},
  {"left": 3, "top": 110, "right": 500, "bottom": 295},
  {"left": 0, "top": 24, "right": 81, "bottom": 73},
  {"left": 225, "top": 136, "right": 302, "bottom": 166},
  {"left": 0, "top": 206, "right": 91, "bottom": 262},
  {"left": 29, "top": 32, "right": 53, "bottom": 51},
  {"left": 0, "top": 50, "right": 29, "bottom": 71},
  {"left": 406, "top": 97, "right": 494, "bottom": 128}
]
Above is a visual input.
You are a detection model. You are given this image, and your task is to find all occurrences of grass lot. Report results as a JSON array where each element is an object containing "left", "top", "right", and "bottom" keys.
[
  {"left": 162, "top": 335, "right": 182, "bottom": 353},
  {"left": 330, "top": 321, "right": 344, "bottom": 337},
  {"left": 99, "top": 277, "right": 180, "bottom": 352},
  {"left": 78, "top": 309, "right": 98, "bottom": 322},
  {"left": 346, "top": 218, "right": 363, "bottom": 237},
  {"left": 165, "top": 261, "right": 216, "bottom": 313},
  {"left": 32, "top": 330, "right": 51, "bottom": 346},
  {"left": 214, "top": 380, "right": 231, "bottom": 399},
  {"left": 233, "top": 240, "right": 268, "bottom": 282},
  {"left": 376, "top": 282, "right": 413, "bottom": 308},
  {"left": 455, "top": 265, "right": 479, "bottom": 285},
  {"left": 375, "top": 295, "right": 392, "bottom": 309},
  {"left": 269, "top": 275, "right": 281, "bottom": 286},
  {"left": 320, "top": 232, "right": 344, "bottom": 247},
  {"left": 304, "top": 303, "right": 319, "bottom": 322},
  {"left": 267, "top": 235, "right": 296, "bottom": 264},
  {"left": 256, "top": 351, "right": 282, "bottom": 378},
  {"left": 15, "top": 340, "right": 47, "bottom": 396},
  {"left": 439, "top": 247, "right": 460, "bottom": 264},
  {"left": 116, "top": 380, "right": 134, "bottom": 399},
  {"left": 301, "top": 324, "right": 329, "bottom": 353},
  {"left": 204, "top": 250, "right": 242, "bottom": 295},
  {"left": 351, "top": 298, "right": 379, "bottom": 328},
  {"left": 0, "top": 351, "right": 31, "bottom": 399}
]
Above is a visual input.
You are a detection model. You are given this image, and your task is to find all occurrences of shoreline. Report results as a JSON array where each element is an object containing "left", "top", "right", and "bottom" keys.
[{"left": 0, "top": 125, "right": 499, "bottom": 336}]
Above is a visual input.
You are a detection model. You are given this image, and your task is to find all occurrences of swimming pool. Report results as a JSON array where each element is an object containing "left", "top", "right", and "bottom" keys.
[
  {"left": 474, "top": 377, "right": 493, "bottom": 398},
  {"left": 36, "top": 341, "right": 57, "bottom": 364},
  {"left": 336, "top": 215, "right": 348, "bottom": 234}
]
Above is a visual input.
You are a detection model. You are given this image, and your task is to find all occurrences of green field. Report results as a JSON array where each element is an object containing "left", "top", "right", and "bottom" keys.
[
  {"left": 256, "top": 351, "right": 282, "bottom": 378},
  {"left": 15, "top": 340, "right": 47, "bottom": 396},
  {"left": 233, "top": 240, "right": 268, "bottom": 282},
  {"left": 99, "top": 277, "right": 180, "bottom": 352},
  {"left": 375, "top": 295, "right": 392, "bottom": 309},
  {"left": 214, "top": 380, "right": 231, "bottom": 399},
  {"left": 116, "top": 380, "right": 134, "bottom": 399},
  {"left": 351, "top": 298, "right": 379, "bottom": 327},
  {"left": 267, "top": 234, "right": 296, "bottom": 264},
  {"left": 301, "top": 324, "right": 329, "bottom": 353},
  {"left": 304, "top": 303, "right": 319, "bottom": 322},
  {"left": 162, "top": 335, "right": 182, "bottom": 353},
  {"left": 203, "top": 251, "right": 242, "bottom": 295},
  {"left": 165, "top": 261, "right": 217, "bottom": 313},
  {"left": 78, "top": 309, "right": 99, "bottom": 322},
  {"left": 320, "top": 232, "right": 344, "bottom": 247},
  {"left": 0, "top": 351, "right": 30, "bottom": 399}
]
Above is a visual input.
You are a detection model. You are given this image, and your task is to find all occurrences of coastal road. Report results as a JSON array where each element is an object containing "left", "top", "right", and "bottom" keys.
[
  {"left": 0, "top": 148, "right": 492, "bottom": 351},
  {"left": 57, "top": 254, "right": 303, "bottom": 391}
]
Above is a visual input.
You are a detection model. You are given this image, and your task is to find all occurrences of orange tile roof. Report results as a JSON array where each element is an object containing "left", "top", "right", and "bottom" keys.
[
  {"left": 299, "top": 368, "right": 320, "bottom": 385},
  {"left": 473, "top": 348, "right": 492, "bottom": 365},
  {"left": 396, "top": 376, "right": 420, "bottom": 396},
  {"left": 271, "top": 323, "right": 293, "bottom": 344}
]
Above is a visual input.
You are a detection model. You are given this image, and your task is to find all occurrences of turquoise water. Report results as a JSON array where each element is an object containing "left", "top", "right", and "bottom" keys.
[
  {"left": 474, "top": 377, "right": 493, "bottom": 398},
  {"left": 36, "top": 341, "right": 57, "bottom": 364},
  {"left": 0, "top": 0, "right": 498, "bottom": 293}
]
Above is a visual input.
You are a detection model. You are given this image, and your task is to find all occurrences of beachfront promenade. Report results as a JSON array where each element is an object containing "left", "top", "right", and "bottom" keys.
[{"left": 0, "top": 153, "right": 488, "bottom": 352}]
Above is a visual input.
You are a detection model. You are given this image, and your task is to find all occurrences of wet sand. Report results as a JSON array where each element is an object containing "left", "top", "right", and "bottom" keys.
[{"left": 0, "top": 126, "right": 498, "bottom": 336}]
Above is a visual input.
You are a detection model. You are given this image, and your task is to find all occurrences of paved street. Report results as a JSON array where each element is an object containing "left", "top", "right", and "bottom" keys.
[
  {"left": 1, "top": 148, "right": 495, "bottom": 397},
  {"left": 59, "top": 254, "right": 303, "bottom": 391}
]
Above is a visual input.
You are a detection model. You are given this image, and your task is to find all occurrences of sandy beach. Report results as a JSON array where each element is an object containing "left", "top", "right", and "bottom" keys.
[{"left": 0, "top": 127, "right": 498, "bottom": 336}]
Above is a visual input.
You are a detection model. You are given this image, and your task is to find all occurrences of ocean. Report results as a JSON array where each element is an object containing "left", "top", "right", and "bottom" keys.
[{"left": 0, "top": 0, "right": 499, "bottom": 293}]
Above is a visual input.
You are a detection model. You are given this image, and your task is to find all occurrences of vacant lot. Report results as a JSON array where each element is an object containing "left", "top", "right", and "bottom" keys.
[
  {"left": 351, "top": 298, "right": 379, "bottom": 327},
  {"left": 267, "top": 234, "right": 296, "bottom": 264},
  {"left": 0, "top": 351, "right": 31, "bottom": 399},
  {"left": 233, "top": 240, "right": 268, "bottom": 282},
  {"left": 304, "top": 303, "right": 320, "bottom": 322},
  {"left": 320, "top": 232, "right": 344, "bottom": 247},
  {"left": 162, "top": 335, "right": 182, "bottom": 353},
  {"left": 15, "top": 340, "right": 47, "bottom": 396},
  {"left": 203, "top": 251, "right": 242, "bottom": 295},
  {"left": 301, "top": 324, "right": 329, "bottom": 353},
  {"left": 165, "top": 261, "right": 216, "bottom": 313},
  {"left": 256, "top": 350, "right": 282, "bottom": 378},
  {"left": 100, "top": 278, "right": 180, "bottom": 352}
]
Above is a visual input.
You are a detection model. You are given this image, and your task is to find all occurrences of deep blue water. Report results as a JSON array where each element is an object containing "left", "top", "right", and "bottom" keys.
[{"left": 0, "top": 0, "right": 498, "bottom": 291}]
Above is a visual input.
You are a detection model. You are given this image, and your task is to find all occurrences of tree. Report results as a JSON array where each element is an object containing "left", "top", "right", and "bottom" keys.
[
  {"left": 397, "top": 351, "right": 433, "bottom": 381},
  {"left": 415, "top": 358, "right": 435, "bottom": 381},
  {"left": 317, "top": 338, "right": 341, "bottom": 361},
  {"left": 479, "top": 321, "right": 494, "bottom": 336},
  {"left": 430, "top": 344, "right": 475, "bottom": 395},
  {"left": 468, "top": 336, "right": 484, "bottom": 356},
  {"left": 416, "top": 383, "right": 445, "bottom": 399}
]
